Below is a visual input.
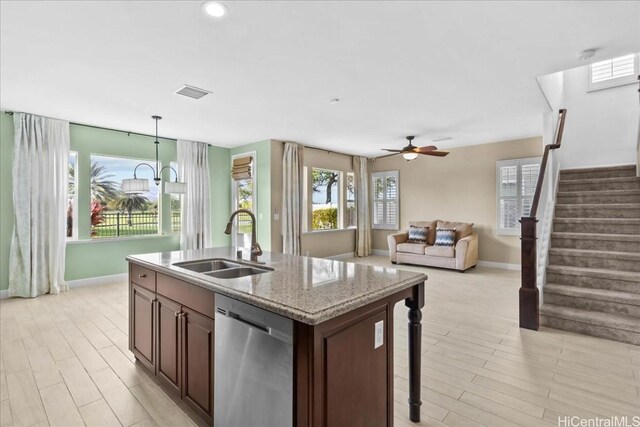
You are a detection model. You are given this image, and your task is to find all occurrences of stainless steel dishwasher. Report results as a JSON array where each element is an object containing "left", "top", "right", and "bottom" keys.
[{"left": 214, "top": 294, "right": 293, "bottom": 427}]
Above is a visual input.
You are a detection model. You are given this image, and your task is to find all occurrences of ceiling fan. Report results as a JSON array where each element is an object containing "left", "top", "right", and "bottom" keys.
[{"left": 381, "top": 136, "right": 450, "bottom": 161}]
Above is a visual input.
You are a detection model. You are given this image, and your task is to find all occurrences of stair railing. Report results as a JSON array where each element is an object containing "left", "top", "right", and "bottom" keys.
[{"left": 519, "top": 108, "right": 567, "bottom": 330}]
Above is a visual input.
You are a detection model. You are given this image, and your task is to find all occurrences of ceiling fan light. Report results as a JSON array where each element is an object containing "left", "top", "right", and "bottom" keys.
[{"left": 403, "top": 152, "right": 418, "bottom": 161}]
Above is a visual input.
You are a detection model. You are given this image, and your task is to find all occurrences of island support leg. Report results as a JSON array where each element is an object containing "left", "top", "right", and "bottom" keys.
[{"left": 405, "top": 282, "right": 425, "bottom": 422}]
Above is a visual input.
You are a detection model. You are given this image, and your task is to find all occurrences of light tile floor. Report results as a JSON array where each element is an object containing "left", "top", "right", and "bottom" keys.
[{"left": 0, "top": 256, "right": 638, "bottom": 426}]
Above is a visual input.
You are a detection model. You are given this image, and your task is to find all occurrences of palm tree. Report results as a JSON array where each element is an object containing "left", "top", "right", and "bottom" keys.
[
  {"left": 68, "top": 161, "right": 119, "bottom": 204},
  {"left": 113, "top": 194, "right": 149, "bottom": 226}
]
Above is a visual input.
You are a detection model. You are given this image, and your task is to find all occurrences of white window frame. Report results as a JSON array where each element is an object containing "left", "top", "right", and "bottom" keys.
[
  {"left": 308, "top": 167, "right": 343, "bottom": 232},
  {"left": 89, "top": 153, "right": 162, "bottom": 239},
  {"left": 67, "top": 151, "right": 79, "bottom": 241},
  {"left": 169, "top": 161, "right": 181, "bottom": 234},
  {"left": 371, "top": 170, "right": 399, "bottom": 230},
  {"left": 230, "top": 151, "right": 257, "bottom": 247},
  {"left": 496, "top": 157, "right": 541, "bottom": 236},
  {"left": 587, "top": 53, "right": 639, "bottom": 92},
  {"left": 345, "top": 172, "right": 356, "bottom": 229}
]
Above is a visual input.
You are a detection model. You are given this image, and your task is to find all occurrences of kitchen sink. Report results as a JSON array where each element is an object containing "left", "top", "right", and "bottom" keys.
[
  {"left": 174, "top": 258, "right": 273, "bottom": 279},
  {"left": 173, "top": 259, "right": 239, "bottom": 273},
  {"left": 204, "top": 267, "right": 271, "bottom": 279}
]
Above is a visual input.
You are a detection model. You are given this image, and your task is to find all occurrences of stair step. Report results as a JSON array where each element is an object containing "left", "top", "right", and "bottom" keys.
[
  {"left": 549, "top": 248, "right": 640, "bottom": 272},
  {"left": 559, "top": 176, "right": 640, "bottom": 192},
  {"left": 544, "top": 283, "right": 640, "bottom": 316},
  {"left": 545, "top": 265, "right": 640, "bottom": 292},
  {"left": 554, "top": 203, "right": 640, "bottom": 219},
  {"left": 550, "top": 232, "right": 640, "bottom": 253},
  {"left": 553, "top": 218, "right": 640, "bottom": 235},
  {"left": 556, "top": 189, "right": 640, "bottom": 204},
  {"left": 541, "top": 304, "right": 640, "bottom": 345},
  {"left": 560, "top": 165, "right": 636, "bottom": 180}
]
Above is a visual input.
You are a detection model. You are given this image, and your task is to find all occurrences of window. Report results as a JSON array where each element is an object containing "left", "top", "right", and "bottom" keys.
[
  {"left": 231, "top": 154, "right": 255, "bottom": 248},
  {"left": 170, "top": 161, "right": 181, "bottom": 233},
  {"left": 67, "top": 151, "right": 78, "bottom": 240},
  {"left": 89, "top": 154, "right": 160, "bottom": 238},
  {"left": 311, "top": 168, "right": 341, "bottom": 230},
  {"left": 372, "top": 171, "right": 399, "bottom": 230},
  {"left": 588, "top": 53, "right": 638, "bottom": 91},
  {"left": 346, "top": 172, "right": 356, "bottom": 228},
  {"left": 496, "top": 157, "right": 541, "bottom": 235}
]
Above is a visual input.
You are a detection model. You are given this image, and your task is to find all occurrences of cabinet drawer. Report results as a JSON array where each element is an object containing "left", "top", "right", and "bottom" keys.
[
  {"left": 157, "top": 274, "right": 215, "bottom": 319},
  {"left": 131, "top": 263, "right": 156, "bottom": 292}
]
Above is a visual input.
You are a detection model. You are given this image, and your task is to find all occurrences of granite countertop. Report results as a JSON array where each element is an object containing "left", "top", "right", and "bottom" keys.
[{"left": 126, "top": 247, "right": 427, "bottom": 325}]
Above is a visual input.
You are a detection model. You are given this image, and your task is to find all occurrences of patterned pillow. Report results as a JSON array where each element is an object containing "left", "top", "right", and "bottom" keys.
[
  {"left": 407, "top": 225, "right": 429, "bottom": 244},
  {"left": 434, "top": 228, "right": 456, "bottom": 247}
]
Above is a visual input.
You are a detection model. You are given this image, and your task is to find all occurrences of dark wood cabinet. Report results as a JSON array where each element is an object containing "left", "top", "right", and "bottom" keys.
[
  {"left": 131, "top": 284, "right": 155, "bottom": 370},
  {"left": 181, "top": 307, "right": 214, "bottom": 419},
  {"left": 156, "top": 295, "right": 181, "bottom": 392}
]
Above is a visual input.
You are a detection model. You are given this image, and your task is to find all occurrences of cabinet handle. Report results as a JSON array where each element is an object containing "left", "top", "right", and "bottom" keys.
[
  {"left": 175, "top": 311, "right": 180, "bottom": 317},
  {"left": 138, "top": 274, "right": 147, "bottom": 279}
]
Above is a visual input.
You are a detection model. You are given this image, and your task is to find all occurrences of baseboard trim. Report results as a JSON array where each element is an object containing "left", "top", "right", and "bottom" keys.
[
  {"left": 0, "top": 273, "right": 128, "bottom": 299},
  {"left": 325, "top": 252, "right": 356, "bottom": 260},
  {"left": 67, "top": 273, "right": 128, "bottom": 288},
  {"left": 477, "top": 261, "right": 521, "bottom": 271}
]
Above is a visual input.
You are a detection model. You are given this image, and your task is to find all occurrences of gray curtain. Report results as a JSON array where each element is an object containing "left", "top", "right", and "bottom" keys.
[
  {"left": 353, "top": 156, "right": 372, "bottom": 257},
  {"left": 178, "top": 139, "right": 211, "bottom": 250},
  {"left": 282, "top": 142, "right": 303, "bottom": 255},
  {"left": 10, "top": 113, "right": 70, "bottom": 297}
]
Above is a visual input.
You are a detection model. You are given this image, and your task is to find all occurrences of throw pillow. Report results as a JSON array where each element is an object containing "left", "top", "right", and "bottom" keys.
[
  {"left": 434, "top": 228, "right": 456, "bottom": 247},
  {"left": 407, "top": 225, "right": 429, "bottom": 244}
]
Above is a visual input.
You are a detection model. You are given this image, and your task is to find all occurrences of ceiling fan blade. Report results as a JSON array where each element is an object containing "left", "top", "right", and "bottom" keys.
[
  {"left": 420, "top": 151, "right": 450, "bottom": 157},
  {"left": 382, "top": 149, "right": 403, "bottom": 153},
  {"left": 414, "top": 145, "right": 438, "bottom": 154}
]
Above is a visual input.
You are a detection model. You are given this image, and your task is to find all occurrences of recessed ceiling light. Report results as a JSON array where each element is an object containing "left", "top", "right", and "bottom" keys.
[
  {"left": 577, "top": 49, "right": 597, "bottom": 61},
  {"left": 202, "top": 1, "right": 228, "bottom": 18},
  {"left": 329, "top": 98, "right": 340, "bottom": 104},
  {"left": 432, "top": 137, "right": 452, "bottom": 142}
]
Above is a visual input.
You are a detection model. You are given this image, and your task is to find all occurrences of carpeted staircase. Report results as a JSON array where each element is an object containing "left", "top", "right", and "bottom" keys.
[{"left": 541, "top": 164, "right": 640, "bottom": 345}]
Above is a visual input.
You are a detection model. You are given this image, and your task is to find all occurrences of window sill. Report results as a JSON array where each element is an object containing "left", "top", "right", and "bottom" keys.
[
  {"left": 303, "top": 228, "right": 357, "bottom": 235},
  {"left": 66, "top": 234, "right": 178, "bottom": 244}
]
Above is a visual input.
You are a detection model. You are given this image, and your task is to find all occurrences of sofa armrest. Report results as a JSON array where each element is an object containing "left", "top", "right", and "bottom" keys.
[
  {"left": 455, "top": 233, "right": 478, "bottom": 271},
  {"left": 387, "top": 232, "right": 408, "bottom": 262}
]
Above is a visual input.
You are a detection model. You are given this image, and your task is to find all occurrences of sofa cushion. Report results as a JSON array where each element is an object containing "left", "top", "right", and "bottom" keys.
[
  {"left": 425, "top": 245, "right": 455, "bottom": 258},
  {"left": 397, "top": 243, "right": 427, "bottom": 255},
  {"left": 437, "top": 220, "right": 473, "bottom": 242},
  {"left": 409, "top": 220, "right": 437, "bottom": 245},
  {"left": 407, "top": 225, "right": 428, "bottom": 244},
  {"left": 434, "top": 228, "right": 456, "bottom": 246}
]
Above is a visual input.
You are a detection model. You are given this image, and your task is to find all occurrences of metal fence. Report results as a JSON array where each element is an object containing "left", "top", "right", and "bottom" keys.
[{"left": 92, "top": 211, "right": 180, "bottom": 238}]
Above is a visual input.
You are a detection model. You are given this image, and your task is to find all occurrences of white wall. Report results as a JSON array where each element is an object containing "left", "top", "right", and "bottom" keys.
[{"left": 548, "top": 63, "right": 639, "bottom": 169}]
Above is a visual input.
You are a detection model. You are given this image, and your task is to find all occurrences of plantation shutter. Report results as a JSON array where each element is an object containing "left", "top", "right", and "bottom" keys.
[
  {"left": 496, "top": 157, "right": 541, "bottom": 235},
  {"left": 231, "top": 156, "right": 252, "bottom": 180},
  {"left": 588, "top": 53, "right": 638, "bottom": 91},
  {"left": 371, "top": 171, "right": 399, "bottom": 230}
]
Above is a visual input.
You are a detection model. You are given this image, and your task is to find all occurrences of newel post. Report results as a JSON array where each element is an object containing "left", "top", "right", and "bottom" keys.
[{"left": 519, "top": 217, "right": 539, "bottom": 330}]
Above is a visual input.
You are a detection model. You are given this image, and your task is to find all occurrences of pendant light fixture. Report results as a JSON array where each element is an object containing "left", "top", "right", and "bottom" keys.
[{"left": 121, "top": 115, "right": 187, "bottom": 195}]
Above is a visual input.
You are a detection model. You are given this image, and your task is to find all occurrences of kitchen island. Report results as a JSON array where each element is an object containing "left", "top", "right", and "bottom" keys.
[{"left": 127, "top": 247, "right": 426, "bottom": 426}]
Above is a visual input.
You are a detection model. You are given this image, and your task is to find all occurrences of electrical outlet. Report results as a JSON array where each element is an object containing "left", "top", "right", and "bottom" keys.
[{"left": 374, "top": 320, "right": 384, "bottom": 349}]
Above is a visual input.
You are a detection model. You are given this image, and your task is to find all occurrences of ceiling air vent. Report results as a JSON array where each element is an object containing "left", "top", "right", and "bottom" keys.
[{"left": 175, "top": 85, "right": 211, "bottom": 100}]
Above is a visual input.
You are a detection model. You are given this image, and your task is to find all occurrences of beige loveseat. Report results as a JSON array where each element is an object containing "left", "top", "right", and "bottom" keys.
[{"left": 388, "top": 220, "right": 478, "bottom": 272}]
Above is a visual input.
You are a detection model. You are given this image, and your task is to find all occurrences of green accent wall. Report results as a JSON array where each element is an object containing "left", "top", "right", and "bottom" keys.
[
  {"left": 230, "top": 140, "right": 273, "bottom": 251},
  {"left": 0, "top": 112, "right": 231, "bottom": 289}
]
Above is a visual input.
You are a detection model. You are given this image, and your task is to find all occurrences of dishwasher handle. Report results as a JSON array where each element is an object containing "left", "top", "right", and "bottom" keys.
[
  {"left": 216, "top": 307, "right": 292, "bottom": 344},
  {"left": 229, "top": 311, "right": 270, "bottom": 334}
]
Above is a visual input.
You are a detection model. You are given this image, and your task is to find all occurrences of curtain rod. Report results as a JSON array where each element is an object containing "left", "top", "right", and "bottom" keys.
[
  {"left": 283, "top": 140, "right": 359, "bottom": 158},
  {"left": 3, "top": 111, "right": 176, "bottom": 141}
]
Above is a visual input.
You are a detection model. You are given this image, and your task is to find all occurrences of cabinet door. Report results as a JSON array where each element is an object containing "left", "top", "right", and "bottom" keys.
[
  {"left": 181, "top": 307, "right": 214, "bottom": 420},
  {"left": 156, "top": 295, "right": 181, "bottom": 392},
  {"left": 131, "top": 284, "right": 155, "bottom": 369}
]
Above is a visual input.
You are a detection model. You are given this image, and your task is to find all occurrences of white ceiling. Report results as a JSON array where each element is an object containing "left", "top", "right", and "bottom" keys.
[{"left": 1, "top": 1, "right": 638, "bottom": 157}]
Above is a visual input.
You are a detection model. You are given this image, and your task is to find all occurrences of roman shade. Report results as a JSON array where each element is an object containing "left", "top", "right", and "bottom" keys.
[{"left": 231, "top": 156, "right": 253, "bottom": 180}]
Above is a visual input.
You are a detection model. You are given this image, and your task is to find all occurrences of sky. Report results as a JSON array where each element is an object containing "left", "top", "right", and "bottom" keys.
[{"left": 91, "top": 154, "right": 162, "bottom": 201}]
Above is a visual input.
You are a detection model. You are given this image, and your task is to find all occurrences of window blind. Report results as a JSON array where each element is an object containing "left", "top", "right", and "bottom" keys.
[
  {"left": 371, "top": 171, "right": 399, "bottom": 230},
  {"left": 496, "top": 158, "right": 541, "bottom": 235},
  {"left": 591, "top": 54, "right": 635, "bottom": 83},
  {"left": 231, "top": 156, "right": 252, "bottom": 180}
]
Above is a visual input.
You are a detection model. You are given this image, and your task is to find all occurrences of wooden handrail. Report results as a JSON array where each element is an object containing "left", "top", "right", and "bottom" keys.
[
  {"left": 519, "top": 108, "right": 566, "bottom": 331},
  {"left": 529, "top": 109, "right": 567, "bottom": 217}
]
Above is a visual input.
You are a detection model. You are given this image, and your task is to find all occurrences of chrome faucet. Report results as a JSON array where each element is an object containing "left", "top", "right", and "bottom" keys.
[{"left": 224, "top": 209, "right": 263, "bottom": 263}]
